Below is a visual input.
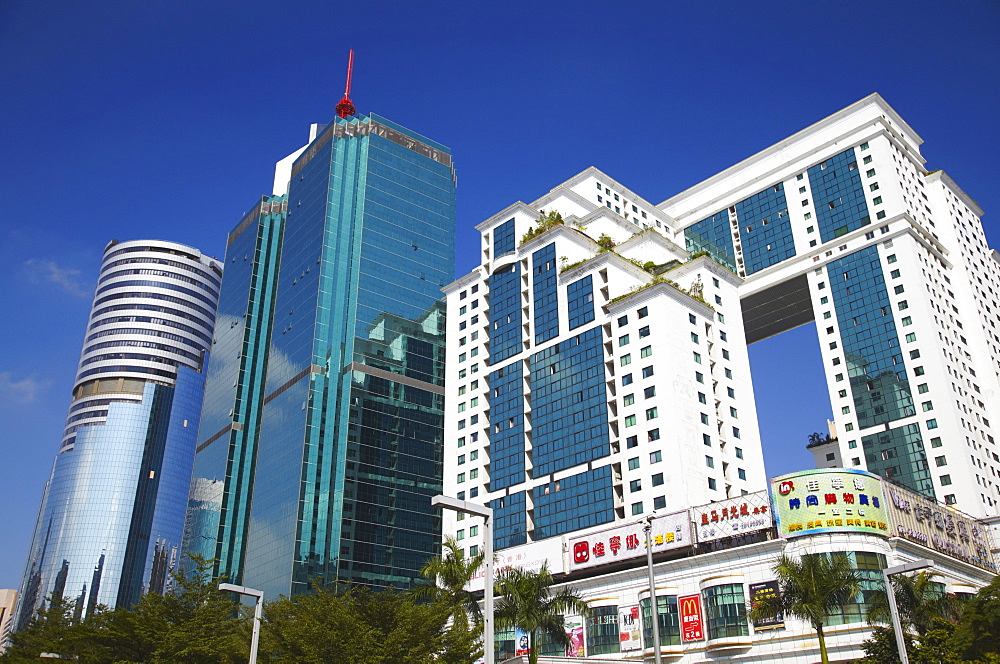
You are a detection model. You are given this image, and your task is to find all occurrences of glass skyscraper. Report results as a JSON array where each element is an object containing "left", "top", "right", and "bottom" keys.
[
  {"left": 186, "top": 113, "right": 456, "bottom": 597},
  {"left": 17, "top": 240, "right": 220, "bottom": 627}
]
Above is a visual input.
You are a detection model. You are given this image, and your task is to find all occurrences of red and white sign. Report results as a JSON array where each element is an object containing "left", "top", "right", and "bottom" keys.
[
  {"left": 567, "top": 511, "right": 689, "bottom": 571},
  {"left": 679, "top": 594, "right": 704, "bottom": 642},
  {"left": 690, "top": 490, "right": 773, "bottom": 543}
]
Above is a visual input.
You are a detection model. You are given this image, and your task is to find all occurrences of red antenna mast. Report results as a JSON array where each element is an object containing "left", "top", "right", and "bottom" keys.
[{"left": 335, "top": 50, "right": 356, "bottom": 118}]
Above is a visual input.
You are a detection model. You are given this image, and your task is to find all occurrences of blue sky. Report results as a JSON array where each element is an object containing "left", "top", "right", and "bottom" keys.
[{"left": 1, "top": 1, "right": 998, "bottom": 589}]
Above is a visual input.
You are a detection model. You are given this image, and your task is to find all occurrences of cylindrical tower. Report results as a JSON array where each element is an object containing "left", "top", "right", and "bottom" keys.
[{"left": 17, "top": 240, "right": 221, "bottom": 627}]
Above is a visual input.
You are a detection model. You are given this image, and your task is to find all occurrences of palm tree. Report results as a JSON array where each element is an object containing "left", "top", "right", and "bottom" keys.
[
  {"left": 494, "top": 563, "right": 591, "bottom": 664},
  {"left": 867, "top": 570, "right": 957, "bottom": 636},
  {"left": 748, "top": 553, "right": 863, "bottom": 664},
  {"left": 410, "top": 536, "right": 485, "bottom": 630}
]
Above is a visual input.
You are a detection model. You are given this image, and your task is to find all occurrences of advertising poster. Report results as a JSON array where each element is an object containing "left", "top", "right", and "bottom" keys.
[
  {"left": 515, "top": 627, "right": 530, "bottom": 657},
  {"left": 568, "top": 510, "right": 689, "bottom": 571},
  {"left": 749, "top": 581, "right": 784, "bottom": 630},
  {"left": 618, "top": 605, "right": 641, "bottom": 652},
  {"left": 691, "top": 490, "right": 773, "bottom": 543},
  {"left": 884, "top": 483, "right": 997, "bottom": 572},
  {"left": 564, "top": 616, "right": 585, "bottom": 657},
  {"left": 771, "top": 468, "right": 889, "bottom": 538},
  {"left": 679, "top": 594, "right": 704, "bottom": 642}
]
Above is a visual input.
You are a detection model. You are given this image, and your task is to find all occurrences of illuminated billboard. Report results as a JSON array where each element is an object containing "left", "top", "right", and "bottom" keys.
[
  {"left": 691, "top": 490, "right": 773, "bottom": 542},
  {"left": 771, "top": 468, "right": 889, "bottom": 538}
]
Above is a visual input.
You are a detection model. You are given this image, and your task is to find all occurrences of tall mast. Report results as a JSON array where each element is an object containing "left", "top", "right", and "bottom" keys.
[{"left": 335, "top": 50, "right": 356, "bottom": 119}]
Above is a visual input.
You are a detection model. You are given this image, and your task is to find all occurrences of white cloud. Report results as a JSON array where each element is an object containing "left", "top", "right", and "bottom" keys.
[
  {"left": 24, "top": 258, "right": 89, "bottom": 298},
  {"left": 0, "top": 372, "right": 50, "bottom": 404}
]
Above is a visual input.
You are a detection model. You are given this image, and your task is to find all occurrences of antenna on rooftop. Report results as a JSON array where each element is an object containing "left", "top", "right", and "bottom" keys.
[{"left": 335, "top": 50, "right": 356, "bottom": 118}]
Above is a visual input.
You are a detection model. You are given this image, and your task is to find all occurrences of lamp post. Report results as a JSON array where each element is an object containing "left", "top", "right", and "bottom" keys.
[
  {"left": 219, "top": 583, "right": 264, "bottom": 664},
  {"left": 642, "top": 514, "right": 663, "bottom": 664},
  {"left": 432, "top": 494, "right": 494, "bottom": 664},
  {"left": 882, "top": 558, "right": 934, "bottom": 664}
]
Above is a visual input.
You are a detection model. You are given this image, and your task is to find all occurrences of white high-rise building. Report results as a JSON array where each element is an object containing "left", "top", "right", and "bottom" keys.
[
  {"left": 439, "top": 93, "right": 1000, "bottom": 662},
  {"left": 662, "top": 93, "right": 1000, "bottom": 517},
  {"left": 442, "top": 171, "right": 767, "bottom": 558}
]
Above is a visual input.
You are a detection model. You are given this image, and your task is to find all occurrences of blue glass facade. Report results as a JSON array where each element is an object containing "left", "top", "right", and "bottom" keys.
[
  {"left": 19, "top": 370, "right": 206, "bottom": 625},
  {"left": 490, "top": 491, "right": 527, "bottom": 549},
  {"left": 184, "top": 196, "right": 285, "bottom": 584},
  {"left": 862, "top": 424, "right": 934, "bottom": 498},
  {"left": 808, "top": 147, "right": 871, "bottom": 242},
  {"left": 828, "top": 246, "right": 914, "bottom": 430},
  {"left": 488, "top": 362, "right": 526, "bottom": 491},
  {"left": 494, "top": 218, "right": 516, "bottom": 258},
  {"left": 532, "top": 466, "right": 615, "bottom": 540},
  {"left": 567, "top": 275, "right": 595, "bottom": 330},
  {"left": 529, "top": 326, "right": 610, "bottom": 476},
  {"left": 531, "top": 243, "right": 559, "bottom": 344},
  {"left": 684, "top": 210, "right": 736, "bottom": 272},
  {"left": 736, "top": 183, "right": 795, "bottom": 274},
  {"left": 236, "top": 114, "right": 455, "bottom": 597},
  {"left": 489, "top": 263, "right": 522, "bottom": 364}
]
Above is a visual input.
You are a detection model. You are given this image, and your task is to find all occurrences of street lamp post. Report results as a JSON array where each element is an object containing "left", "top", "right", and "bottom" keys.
[
  {"left": 432, "top": 494, "right": 494, "bottom": 664},
  {"left": 642, "top": 514, "right": 663, "bottom": 664},
  {"left": 882, "top": 558, "right": 934, "bottom": 664},
  {"left": 219, "top": 583, "right": 264, "bottom": 664}
]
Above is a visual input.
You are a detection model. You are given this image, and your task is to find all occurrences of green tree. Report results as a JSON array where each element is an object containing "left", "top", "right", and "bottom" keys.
[
  {"left": 410, "top": 536, "right": 485, "bottom": 629},
  {"left": 494, "top": 564, "right": 591, "bottom": 664},
  {"left": 1, "top": 597, "right": 86, "bottom": 662},
  {"left": 260, "top": 585, "right": 478, "bottom": 664},
  {"left": 747, "top": 553, "right": 863, "bottom": 664},
  {"left": 951, "top": 575, "right": 1000, "bottom": 661},
  {"left": 867, "top": 571, "right": 956, "bottom": 636}
]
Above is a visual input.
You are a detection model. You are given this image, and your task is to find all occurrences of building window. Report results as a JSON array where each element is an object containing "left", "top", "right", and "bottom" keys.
[
  {"left": 738, "top": 468, "right": 746, "bottom": 480},
  {"left": 944, "top": 494, "right": 956, "bottom": 505},
  {"left": 693, "top": 352, "right": 702, "bottom": 363},
  {"left": 644, "top": 386, "right": 656, "bottom": 398},
  {"left": 618, "top": 316, "right": 628, "bottom": 327},
  {"left": 708, "top": 478, "right": 717, "bottom": 490},
  {"left": 691, "top": 333, "right": 699, "bottom": 344},
  {"left": 648, "top": 429, "right": 660, "bottom": 442},
  {"left": 626, "top": 435, "right": 638, "bottom": 449},
  {"left": 689, "top": 314, "right": 697, "bottom": 325},
  {"left": 906, "top": 333, "right": 916, "bottom": 342},
  {"left": 623, "top": 394, "right": 635, "bottom": 406},
  {"left": 940, "top": 475, "right": 952, "bottom": 486},
  {"left": 638, "top": 307, "right": 649, "bottom": 318},
  {"left": 639, "top": 326, "right": 650, "bottom": 338},
  {"left": 619, "top": 334, "right": 630, "bottom": 347},
  {"left": 705, "top": 455, "right": 714, "bottom": 468},
  {"left": 696, "top": 372, "right": 704, "bottom": 383},
  {"left": 642, "top": 366, "right": 654, "bottom": 378},
  {"left": 735, "top": 447, "right": 743, "bottom": 459},
  {"left": 703, "top": 583, "right": 750, "bottom": 639},
  {"left": 632, "top": 502, "right": 644, "bottom": 515},
  {"left": 621, "top": 354, "right": 631, "bottom": 366},
  {"left": 652, "top": 473, "right": 664, "bottom": 486},
  {"left": 922, "top": 401, "right": 933, "bottom": 412},
  {"left": 646, "top": 407, "right": 658, "bottom": 420},
  {"left": 935, "top": 455, "right": 947, "bottom": 467},
  {"left": 650, "top": 450, "right": 662, "bottom": 463},
  {"left": 700, "top": 413, "right": 709, "bottom": 425},
  {"left": 703, "top": 434, "right": 712, "bottom": 447},
  {"left": 642, "top": 346, "right": 653, "bottom": 358},
  {"left": 628, "top": 457, "right": 640, "bottom": 470},
  {"left": 625, "top": 415, "right": 637, "bottom": 427},
  {"left": 630, "top": 479, "right": 642, "bottom": 493},
  {"left": 698, "top": 392, "right": 707, "bottom": 404},
  {"left": 732, "top": 427, "right": 741, "bottom": 439},
  {"left": 622, "top": 374, "right": 633, "bottom": 386},
  {"left": 653, "top": 496, "right": 667, "bottom": 510}
]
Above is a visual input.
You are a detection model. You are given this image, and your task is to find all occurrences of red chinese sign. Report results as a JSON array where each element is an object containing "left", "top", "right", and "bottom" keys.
[{"left": 679, "top": 594, "right": 704, "bottom": 642}]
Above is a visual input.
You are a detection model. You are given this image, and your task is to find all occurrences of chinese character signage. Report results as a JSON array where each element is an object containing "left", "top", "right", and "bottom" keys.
[
  {"left": 679, "top": 594, "right": 704, "bottom": 642},
  {"left": 468, "top": 538, "right": 563, "bottom": 591},
  {"left": 567, "top": 511, "right": 689, "bottom": 571},
  {"left": 884, "top": 483, "right": 997, "bottom": 573},
  {"left": 691, "top": 490, "right": 773, "bottom": 543},
  {"left": 771, "top": 468, "right": 890, "bottom": 538},
  {"left": 618, "top": 605, "right": 641, "bottom": 651},
  {"left": 564, "top": 616, "right": 585, "bottom": 657},
  {"left": 749, "top": 581, "right": 784, "bottom": 631}
]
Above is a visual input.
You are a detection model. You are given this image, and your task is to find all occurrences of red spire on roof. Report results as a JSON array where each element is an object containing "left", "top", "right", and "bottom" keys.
[{"left": 335, "top": 50, "right": 356, "bottom": 119}]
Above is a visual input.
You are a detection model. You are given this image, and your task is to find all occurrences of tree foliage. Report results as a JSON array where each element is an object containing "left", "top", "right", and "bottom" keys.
[
  {"left": 867, "top": 571, "right": 957, "bottom": 636},
  {"left": 1, "top": 556, "right": 246, "bottom": 663},
  {"left": 494, "top": 564, "right": 591, "bottom": 664},
  {"left": 259, "top": 584, "right": 478, "bottom": 664},
  {"left": 748, "top": 553, "right": 863, "bottom": 664},
  {"left": 410, "top": 536, "right": 484, "bottom": 629}
]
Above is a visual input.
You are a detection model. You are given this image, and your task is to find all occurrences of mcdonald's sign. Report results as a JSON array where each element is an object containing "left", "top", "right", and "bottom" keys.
[{"left": 679, "top": 594, "right": 704, "bottom": 642}]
